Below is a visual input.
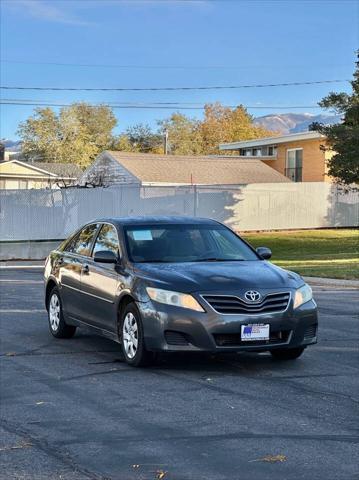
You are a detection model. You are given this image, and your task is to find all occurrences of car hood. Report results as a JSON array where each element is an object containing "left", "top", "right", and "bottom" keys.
[{"left": 133, "top": 261, "right": 303, "bottom": 293}]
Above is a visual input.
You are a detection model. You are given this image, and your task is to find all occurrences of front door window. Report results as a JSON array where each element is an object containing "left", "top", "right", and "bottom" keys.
[
  {"left": 68, "top": 224, "right": 99, "bottom": 257},
  {"left": 92, "top": 224, "right": 120, "bottom": 257}
]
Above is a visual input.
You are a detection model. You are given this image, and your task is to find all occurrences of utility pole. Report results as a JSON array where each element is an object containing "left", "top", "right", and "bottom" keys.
[{"left": 163, "top": 129, "right": 168, "bottom": 155}]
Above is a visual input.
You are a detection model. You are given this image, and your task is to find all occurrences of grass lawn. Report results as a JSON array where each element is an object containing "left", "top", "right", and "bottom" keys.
[{"left": 242, "top": 229, "right": 359, "bottom": 280}]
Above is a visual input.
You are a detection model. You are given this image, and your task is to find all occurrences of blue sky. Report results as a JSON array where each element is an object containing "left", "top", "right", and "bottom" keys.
[{"left": 1, "top": 0, "right": 358, "bottom": 140}]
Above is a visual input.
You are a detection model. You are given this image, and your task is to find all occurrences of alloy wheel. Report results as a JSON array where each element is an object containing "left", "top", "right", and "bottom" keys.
[
  {"left": 49, "top": 293, "right": 61, "bottom": 331},
  {"left": 122, "top": 312, "right": 138, "bottom": 359}
]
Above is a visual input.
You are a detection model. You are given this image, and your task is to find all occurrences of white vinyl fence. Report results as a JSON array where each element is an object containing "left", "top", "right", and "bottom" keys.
[{"left": 0, "top": 183, "right": 358, "bottom": 242}]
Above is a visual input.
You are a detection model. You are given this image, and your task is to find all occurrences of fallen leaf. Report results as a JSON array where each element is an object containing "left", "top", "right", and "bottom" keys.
[
  {"left": 262, "top": 454, "right": 287, "bottom": 463},
  {"left": 249, "top": 454, "right": 287, "bottom": 463},
  {"left": 156, "top": 470, "right": 167, "bottom": 479},
  {"left": 0, "top": 442, "right": 32, "bottom": 452}
]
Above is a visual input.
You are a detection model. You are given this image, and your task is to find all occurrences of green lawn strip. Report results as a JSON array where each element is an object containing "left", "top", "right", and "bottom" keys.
[
  {"left": 242, "top": 229, "right": 359, "bottom": 280},
  {"left": 277, "top": 264, "right": 359, "bottom": 280},
  {"left": 275, "top": 261, "right": 359, "bottom": 280}
]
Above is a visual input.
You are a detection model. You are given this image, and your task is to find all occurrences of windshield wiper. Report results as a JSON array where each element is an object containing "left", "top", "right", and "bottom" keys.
[
  {"left": 136, "top": 260, "right": 169, "bottom": 263},
  {"left": 195, "top": 258, "right": 245, "bottom": 262}
]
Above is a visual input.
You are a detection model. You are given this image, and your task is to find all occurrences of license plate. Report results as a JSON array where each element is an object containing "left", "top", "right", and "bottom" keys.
[{"left": 241, "top": 324, "right": 270, "bottom": 341}]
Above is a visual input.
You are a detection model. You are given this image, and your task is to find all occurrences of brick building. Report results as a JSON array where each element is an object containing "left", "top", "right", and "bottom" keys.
[{"left": 219, "top": 131, "right": 331, "bottom": 182}]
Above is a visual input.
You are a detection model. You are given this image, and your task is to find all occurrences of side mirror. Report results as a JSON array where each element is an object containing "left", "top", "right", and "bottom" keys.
[
  {"left": 94, "top": 250, "right": 118, "bottom": 264},
  {"left": 256, "top": 246, "right": 272, "bottom": 260}
]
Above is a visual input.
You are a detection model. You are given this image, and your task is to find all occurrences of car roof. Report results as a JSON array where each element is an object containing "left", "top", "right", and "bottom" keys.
[{"left": 95, "top": 216, "right": 220, "bottom": 227}]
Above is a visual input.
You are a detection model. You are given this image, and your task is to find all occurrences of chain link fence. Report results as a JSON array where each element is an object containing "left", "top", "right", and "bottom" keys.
[{"left": 1, "top": 183, "right": 358, "bottom": 242}]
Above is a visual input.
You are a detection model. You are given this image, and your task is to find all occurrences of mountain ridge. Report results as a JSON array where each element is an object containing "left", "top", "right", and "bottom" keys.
[{"left": 254, "top": 113, "right": 341, "bottom": 135}]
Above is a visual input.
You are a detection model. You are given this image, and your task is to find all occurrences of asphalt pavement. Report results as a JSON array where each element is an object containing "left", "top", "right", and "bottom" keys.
[{"left": 0, "top": 268, "right": 358, "bottom": 480}]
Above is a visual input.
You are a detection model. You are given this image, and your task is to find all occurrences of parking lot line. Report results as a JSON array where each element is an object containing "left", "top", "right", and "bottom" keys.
[
  {"left": 0, "top": 309, "right": 46, "bottom": 313},
  {"left": 0, "top": 265, "right": 44, "bottom": 270},
  {"left": 0, "top": 279, "right": 43, "bottom": 284}
]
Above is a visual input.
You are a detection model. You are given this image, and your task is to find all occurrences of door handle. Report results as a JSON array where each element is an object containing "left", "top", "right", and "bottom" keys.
[{"left": 82, "top": 264, "right": 89, "bottom": 274}]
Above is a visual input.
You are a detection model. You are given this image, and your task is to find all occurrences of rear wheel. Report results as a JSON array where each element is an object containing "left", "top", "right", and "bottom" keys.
[
  {"left": 120, "top": 302, "right": 153, "bottom": 367},
  {"left": 47, "top": 287, "right": 76, "bottom": 339},
  {"left": 270, "top": 347, "right": 305, "bottom": 360}
]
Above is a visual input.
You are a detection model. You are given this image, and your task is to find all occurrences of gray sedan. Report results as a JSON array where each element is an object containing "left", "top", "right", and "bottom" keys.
[{"left": 44, "top": 216, "right": 318, "bottom": 366}]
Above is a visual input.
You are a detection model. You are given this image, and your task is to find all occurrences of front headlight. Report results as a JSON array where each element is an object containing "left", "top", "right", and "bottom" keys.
[
  {"left": 294, "top": 284, "right": 313, "bottom": 309},
  {"left": 146, "top": 287, "right": 204, "bottom": 312}
]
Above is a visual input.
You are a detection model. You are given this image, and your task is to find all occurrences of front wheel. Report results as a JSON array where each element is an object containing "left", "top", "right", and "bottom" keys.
[
  {"left": 48, "top": 287, "right": 77, "bottom": 339},
  {"left": 270, "top": 347, "right": 305, "bottom": 360},
  {"left": 120, "top": 303, "right": 154, "bottom": 367}
]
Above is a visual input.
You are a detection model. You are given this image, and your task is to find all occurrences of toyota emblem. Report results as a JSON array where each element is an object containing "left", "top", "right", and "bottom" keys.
[{"left": 244, "top": 290, "right": 261, "bottom": 302}]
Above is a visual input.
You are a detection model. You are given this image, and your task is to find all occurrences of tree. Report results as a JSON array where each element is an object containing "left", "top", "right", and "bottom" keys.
[
  {"left": 18, "top": 103, "right": 117, "bottom": 168},
  {"left": 310, "top": 52, "right": 359, "bottom": 185},
  {"left": 199, "top": 103, "right": 274, "bottom": 154},
  {"left": 157, "top": 113, "right": 202, "bottom": 155},
  {"left": 70, "top": 103, "right": 117, "bottom": 152},
  {"left": 122, "top": 124, "right": 163, "bottom": 153},
  {"left": 114, "top": 104, "right": 274, "bottom": 156},
  {"left": 112, "top": 133, "right": 138, "bottom": 153}
]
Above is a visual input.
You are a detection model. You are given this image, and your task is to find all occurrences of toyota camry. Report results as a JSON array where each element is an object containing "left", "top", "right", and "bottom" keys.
[{"left": 44, "top": 217, "right": 318, "bottom": 366}]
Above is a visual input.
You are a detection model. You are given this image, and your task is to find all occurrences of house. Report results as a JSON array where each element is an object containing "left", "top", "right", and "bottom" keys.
[
  {"left": 80, "top": 151, "right": 291, "bottom": 187},
  {"left": 0, "top": 160, "right": 82, "bottom": 189},
  {"left": 219, "top": 131, "right": 330, "bottom": 182}
]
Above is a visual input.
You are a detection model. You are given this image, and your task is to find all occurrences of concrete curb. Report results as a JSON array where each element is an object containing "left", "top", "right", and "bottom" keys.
[{"left": 0, "top": 261, "right": 45, "bottom": 269}]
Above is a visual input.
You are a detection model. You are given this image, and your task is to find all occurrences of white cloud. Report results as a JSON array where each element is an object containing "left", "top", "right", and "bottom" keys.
[
  {"left": 76, "top": 0, "right": 211, "bottom": 9},
  {"left": 3, "top": 0, "right": 212, "bottom": 26},
  {"left": 4, "top": 0, "right": 92, "bottom": 26}
]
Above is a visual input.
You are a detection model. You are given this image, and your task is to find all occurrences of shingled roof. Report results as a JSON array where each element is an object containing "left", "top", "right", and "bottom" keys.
[
  {"left": 28, "top": 162, "right": 83, "bottom": 179},
  {"left": 106, "top": 151, "right": 291, "bottom": 184}
]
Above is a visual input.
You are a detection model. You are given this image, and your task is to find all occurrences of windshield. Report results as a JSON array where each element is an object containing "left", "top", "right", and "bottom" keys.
[{"left": 124, "top": 224, "right": 259, "bottom": 263}]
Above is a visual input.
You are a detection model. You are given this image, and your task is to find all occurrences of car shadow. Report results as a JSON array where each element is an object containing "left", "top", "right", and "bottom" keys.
[
  {"left": 71, "top": 330, "right": 304, "bottom": 378},
  {"left": 151, "top": 351, "right": 286, "bottom": 375}
]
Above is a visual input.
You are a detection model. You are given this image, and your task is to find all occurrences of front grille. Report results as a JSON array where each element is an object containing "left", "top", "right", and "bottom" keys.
[
  {"left": 214, "top": 330, "right": 291, "bottom": 347},
  {"left": 164, "top": 330, "right": 190, "bottom": 346},
  {"left": 304, "top": 324, "right": 317, "bottom": 340},
  {"left": 202, "top": 292, "right": 290, "bottom": 315}
]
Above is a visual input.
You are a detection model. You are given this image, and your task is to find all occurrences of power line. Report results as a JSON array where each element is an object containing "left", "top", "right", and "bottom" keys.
[
  {"left": 2, "top": 98, "right": 322, "bottom": 107},
  {"left": 1, "top": 59, "right": 352, "bottom": 70},
  {"left": 0, "top": 79, "right": 349, "bottom": 92},
  {"left": 0, "top": 100, "right": 323, "bottom": 110}
]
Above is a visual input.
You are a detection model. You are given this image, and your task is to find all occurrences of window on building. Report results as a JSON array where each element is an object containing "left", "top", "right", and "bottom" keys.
[
  {"left": 286, "top": 149, "right": 303, "bottom": 182},
  {"left": 252, "top": 148, "right": 261, "bottom": 156},
  {"left": 240, "top": 149, "right": 252, "bottom": 156}
]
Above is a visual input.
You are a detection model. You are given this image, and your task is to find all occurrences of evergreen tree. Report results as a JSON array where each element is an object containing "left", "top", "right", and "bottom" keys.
[{"left": 310, "top": 52, "right": 359, "bottom": 185}]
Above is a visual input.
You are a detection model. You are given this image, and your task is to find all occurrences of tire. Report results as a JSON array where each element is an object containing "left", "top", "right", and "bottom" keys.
[
  {"left": 120, "top": 302, "right": 153, "bottom": 367},
  {"left": 270, "top": 347, "right": 305, "bottom": 360},
  {"left": 47, "top": 287, "right": 77, "bottom": 339}
]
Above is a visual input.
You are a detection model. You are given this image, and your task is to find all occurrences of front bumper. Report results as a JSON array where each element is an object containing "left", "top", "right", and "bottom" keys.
[{"left": 138, "top": 295, "right": 318, "bottom": 353}]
